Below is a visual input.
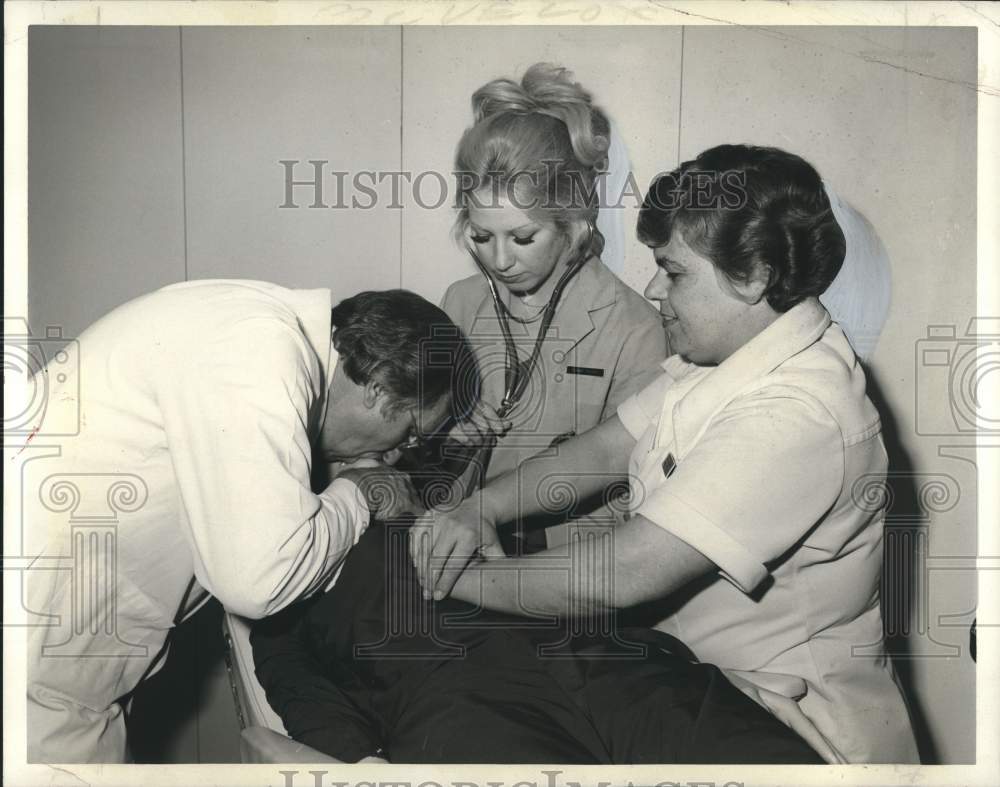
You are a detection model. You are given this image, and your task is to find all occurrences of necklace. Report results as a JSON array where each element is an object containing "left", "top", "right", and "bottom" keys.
[{"left": 500, "top": 298, "right": 548, "bottom": 324}]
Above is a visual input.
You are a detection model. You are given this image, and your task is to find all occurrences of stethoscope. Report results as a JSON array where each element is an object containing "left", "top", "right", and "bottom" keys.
[{"left": 450, "top": 221, "right": 595, "bottom": 500}]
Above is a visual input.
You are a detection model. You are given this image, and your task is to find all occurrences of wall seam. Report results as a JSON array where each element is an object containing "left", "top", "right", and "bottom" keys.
[
  {"left": 181, "top": 31, "right": 196, "bottom": 755},
  {"left": 179, "top": 27, "right": 190, "bottom": 281},
  {"left": 677, "top": 26, "right": 685, "bottom": 162},
  {"left": 399, "top": 25, "right": 404, "bottom": 289}
]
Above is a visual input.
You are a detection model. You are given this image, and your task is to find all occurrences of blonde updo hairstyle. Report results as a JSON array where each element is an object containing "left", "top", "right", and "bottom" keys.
[{"left": 453, "top": 63, "right": 610, "bottom": 260}]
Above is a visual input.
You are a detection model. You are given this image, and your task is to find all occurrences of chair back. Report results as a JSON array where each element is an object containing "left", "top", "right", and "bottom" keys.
[{"left": 221, "top": 612, "right": 287, "bottom": 734}]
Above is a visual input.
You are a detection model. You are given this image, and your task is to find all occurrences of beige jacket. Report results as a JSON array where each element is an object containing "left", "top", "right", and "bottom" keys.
[{"left": 442, "top": 259, "right": 667, "bottom": 531}]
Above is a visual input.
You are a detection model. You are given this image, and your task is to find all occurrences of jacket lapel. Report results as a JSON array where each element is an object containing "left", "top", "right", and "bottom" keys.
[
  {"left": 546, "top": 258, "right": 616, "bottom": 353},
  {"left": 465, "top": 258, "right": 617, "bottom": 352}
]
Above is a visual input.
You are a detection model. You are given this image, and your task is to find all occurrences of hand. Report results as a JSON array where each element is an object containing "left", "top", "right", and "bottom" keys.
[
  {"left": 453, "top": 400, "right": 513, "bottom": 446},
  {"left": 409, "top": 494, "right": 505, "bottom": 601},
  {"left": 335, "top": 464, "right": 423, "bottom": 519}
]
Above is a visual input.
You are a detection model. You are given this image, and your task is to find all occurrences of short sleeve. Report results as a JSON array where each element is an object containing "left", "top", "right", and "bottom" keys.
[
  {"left": 616, "top": 364, "right": 682, "bottom": 440},
  {"left": 636, "top": 388, "right": 845, "bottom": 593}
]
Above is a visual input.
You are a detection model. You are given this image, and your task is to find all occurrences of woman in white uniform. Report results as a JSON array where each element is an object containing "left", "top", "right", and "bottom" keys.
[
  {"left": 414, "top": 144, "right": 919, "bottom": 763},
  {"left": 432, "top": 63, "right": 666, "bottom": 550}
]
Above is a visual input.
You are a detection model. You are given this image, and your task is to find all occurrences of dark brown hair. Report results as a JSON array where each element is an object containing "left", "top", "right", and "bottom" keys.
[{"left": 638, "top": 144, "right": 846, "bottom": 312}]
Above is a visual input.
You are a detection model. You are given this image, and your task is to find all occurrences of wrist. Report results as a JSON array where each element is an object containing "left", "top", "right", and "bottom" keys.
[
  {"left": 451, "top": 567, "right": 478, "bottom": 605},
  {"left": 471, "top": 487, "right": 503, "bottom": 525},
  {"left": 326, "top": 476, "right": 373, "bottom": 524}
]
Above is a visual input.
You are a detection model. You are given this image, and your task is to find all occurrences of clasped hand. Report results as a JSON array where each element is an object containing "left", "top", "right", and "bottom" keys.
[
  {"left": 409, "top": 494, "right": 505, "bottom": 600},
  {"left": 336, "top": 464, "right": 424, "bottom": 520}
]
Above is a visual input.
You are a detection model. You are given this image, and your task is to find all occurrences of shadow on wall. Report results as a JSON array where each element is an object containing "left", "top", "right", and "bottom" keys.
[
  {"left": 126, "top": 598, "right": 242, "bottom": 763},
  {"left": 820, "top": 192, "right": 970, "bottom": 763},
  {"left": 865, "top": 367, "right": 938, "bottom": 765}
]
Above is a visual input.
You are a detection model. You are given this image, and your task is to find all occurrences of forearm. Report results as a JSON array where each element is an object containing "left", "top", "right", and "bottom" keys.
[
  {"left": 245, "top": 481, "right": 370, "bottom": 618},
  {"left": 451, "top": 539, "right": 614, "bottom": 618},
  {"left": 475, "top": 414, "right": 635, "bottom": 527},
  {"left": 451, "top": 515, "right": 715, "bottom": 616},
  {"left": 413, "top": 416, "right": 637, "bottom": 600}
]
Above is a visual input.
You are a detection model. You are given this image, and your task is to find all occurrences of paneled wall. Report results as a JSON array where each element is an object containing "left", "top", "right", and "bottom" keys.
[
  {"left": 399, "top": 26, "right": 683, "bottom": 300},
  {"left": 28, "top": 27, "right": 187, "bottom": 339},
  {"left": 181, "top": 27, "right": 403, "bottom": 291},
  {"left": 678, "top": 26, "right": 978, "bottom": 764},
  {"left": 27, "top": 25, "right": 978, "bottom": 764}
]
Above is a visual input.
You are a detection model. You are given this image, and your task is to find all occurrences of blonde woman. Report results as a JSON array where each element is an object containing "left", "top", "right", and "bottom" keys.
[{"left": 435, "top": 63, "right": 666, "bottom": 551}]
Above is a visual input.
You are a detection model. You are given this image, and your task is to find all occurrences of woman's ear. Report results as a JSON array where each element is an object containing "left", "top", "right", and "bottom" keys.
[{"left": 731, "top": 262, "right": 772, "bottom": 305}]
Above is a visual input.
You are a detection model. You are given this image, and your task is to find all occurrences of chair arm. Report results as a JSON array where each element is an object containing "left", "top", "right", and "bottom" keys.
[
  {"left": 240, "top": 726, "right": 341, "bottom": 763},
  {"left": 239, "top": 726, "right": 390, "bottom": 764}
]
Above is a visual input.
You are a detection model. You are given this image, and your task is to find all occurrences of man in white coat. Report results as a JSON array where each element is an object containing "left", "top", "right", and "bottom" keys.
[{"left": 24, "top": 279, "right": 472, "bottom": 763}]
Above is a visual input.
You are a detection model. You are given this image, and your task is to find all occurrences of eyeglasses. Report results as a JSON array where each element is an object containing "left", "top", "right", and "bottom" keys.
[
  {"left": 397, "top": 409, "right": 429, "bottom": 452},
  {"left": 396, "top": 407, "right": 451, "bottom": 453}
]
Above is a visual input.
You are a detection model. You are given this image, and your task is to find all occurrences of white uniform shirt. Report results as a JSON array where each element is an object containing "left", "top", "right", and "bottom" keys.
[
  {"left": 617, "top": 297, "right": 919, "bottom": 764},
  {"left": 26, "top": 280, "right": 369, "bottom": 762}
]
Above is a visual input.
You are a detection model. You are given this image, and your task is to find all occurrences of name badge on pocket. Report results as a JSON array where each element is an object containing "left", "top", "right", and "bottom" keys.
[
  {"left": 566, "top": 365, "right": 604, "bottom": 377},
  {"left": 661, "top": 453, "right": 677, "bottom": 478}
]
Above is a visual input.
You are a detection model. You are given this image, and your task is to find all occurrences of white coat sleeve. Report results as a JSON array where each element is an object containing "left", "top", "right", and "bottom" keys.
[{"left": 157, "top": 316, "right": 369, "bottom": 619}]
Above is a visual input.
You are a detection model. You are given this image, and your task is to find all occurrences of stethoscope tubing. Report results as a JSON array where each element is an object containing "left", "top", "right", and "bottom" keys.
[{"left": 453, "top": 223, "right": 595, "bottom": 500}]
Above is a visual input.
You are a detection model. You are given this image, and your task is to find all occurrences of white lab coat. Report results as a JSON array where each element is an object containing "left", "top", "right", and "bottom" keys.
[{"left": 25, "top": 280, "right": 370, "bottom": 763}]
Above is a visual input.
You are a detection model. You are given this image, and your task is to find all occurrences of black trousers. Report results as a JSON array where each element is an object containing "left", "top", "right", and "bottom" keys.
[{"left": 251, "top": 521, "right": 822, "bottom": 765}]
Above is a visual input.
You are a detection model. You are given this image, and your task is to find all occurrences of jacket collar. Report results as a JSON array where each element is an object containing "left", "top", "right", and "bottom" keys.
[
  {"left": 473, "top": 257, "right": 618, "bottom": 350},
  {"left": 285, "top": 287, "right": 336, "bottom": 437},
  {"left": 671, "top": 297, "right": 831, "bottom": 457}
]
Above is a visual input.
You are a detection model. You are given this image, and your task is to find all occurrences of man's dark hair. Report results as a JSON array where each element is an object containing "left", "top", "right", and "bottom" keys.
[{"left": 331, "top": 290, "right": 479, "bottom": 420}]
